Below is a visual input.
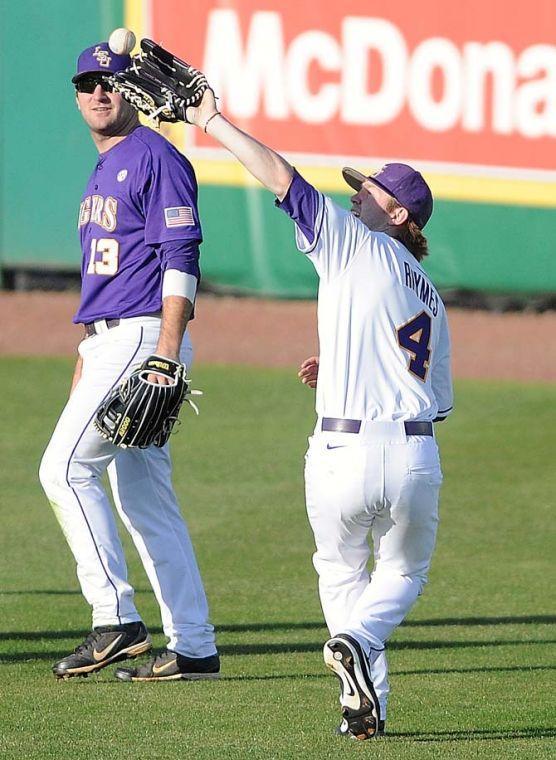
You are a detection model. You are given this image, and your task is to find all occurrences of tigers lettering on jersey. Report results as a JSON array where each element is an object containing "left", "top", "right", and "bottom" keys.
[
  {"left": 402, "top": 262, "right": 439, "bottom": 317},
  {"left": 74, "top": 127, "right": 202, "bottom": 324},
  {"left": 78, "top": 195, "right": 118, "bottom": 232}
]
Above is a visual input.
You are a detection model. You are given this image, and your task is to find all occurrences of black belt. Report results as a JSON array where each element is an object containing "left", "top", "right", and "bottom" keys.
[
  {"left": 321, "top": 418, "right": 433, "bottom": 436},
  {"left": 84, "top": 318, "right": 120, "bottom": 337}
]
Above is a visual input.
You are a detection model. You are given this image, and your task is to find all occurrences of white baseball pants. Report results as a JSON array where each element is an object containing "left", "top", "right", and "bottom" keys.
[
  {"left": 304, "top": 422, "right": 442, "bottom": 718},
  {"left": 39, "top": 316, "right": 217, "bottom": 658}
]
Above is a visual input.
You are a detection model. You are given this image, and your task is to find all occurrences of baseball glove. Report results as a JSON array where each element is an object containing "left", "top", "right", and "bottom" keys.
[
  {"left": 111, "top": 38, "right": 208, "bottom": 122},
  {"left": 94, "top": 354, "right": 201, "bottom": 449}
]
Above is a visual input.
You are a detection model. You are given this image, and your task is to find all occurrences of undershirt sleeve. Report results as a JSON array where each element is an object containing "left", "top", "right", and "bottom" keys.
[
  {"left": 154, "top": 239, "right": 200, "bottom": 281},
  {"left": 276, "top": 168, "right": 369, "bottom": 281}
]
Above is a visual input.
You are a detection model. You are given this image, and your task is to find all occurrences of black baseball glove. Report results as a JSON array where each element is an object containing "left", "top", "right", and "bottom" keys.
[
  {"left": 111, "top": 38, "right": 208, "bottom": 122},
  {"left": 94, "top": 355, "right": 201, "bottom": 449}
]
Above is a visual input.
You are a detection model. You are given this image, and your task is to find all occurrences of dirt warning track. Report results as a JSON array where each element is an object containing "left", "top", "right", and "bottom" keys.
[{"left": 1, "top": 292, "right": 554, "bottom": 383}]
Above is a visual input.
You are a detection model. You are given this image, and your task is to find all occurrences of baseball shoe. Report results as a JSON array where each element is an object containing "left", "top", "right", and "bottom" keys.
[
  {"left": 52, "top": 622, "right": 152, "bottom": 679},
  {"left": 114, "top": 649, "right": 220, "bottom": 682},
  {"left": 323, "top": 633, "right": 381, "bottom": 740},
  {"left": 336, "top": 718, "right": 386, "bottom": 738}
]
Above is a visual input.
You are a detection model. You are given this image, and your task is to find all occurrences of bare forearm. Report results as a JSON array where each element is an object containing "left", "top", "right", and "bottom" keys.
[
  {"left": 156, "top": 296, "right": 193, "bottom": 360},
  {"left": 208, "top": 115, "right": 293, "bottom": 199},
  {"left": 188, "top": 93, "right": 294, "bottom": 200}
]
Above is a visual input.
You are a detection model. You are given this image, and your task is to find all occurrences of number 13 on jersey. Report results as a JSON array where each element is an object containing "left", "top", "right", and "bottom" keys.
[
  {"left": 397, "top": 311, "right": 432, "bottom": 381},
  {"left": 87, "top": 238, "right": 119, "bottom": 276}
]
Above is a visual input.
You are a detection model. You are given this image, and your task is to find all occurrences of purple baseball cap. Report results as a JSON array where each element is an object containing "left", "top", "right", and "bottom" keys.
[
  {"left": 72, "top": 42, "right": 131, "bottom": 83},
  {"left": 343, "top": 163, "right": 433, "bottom": 229}
]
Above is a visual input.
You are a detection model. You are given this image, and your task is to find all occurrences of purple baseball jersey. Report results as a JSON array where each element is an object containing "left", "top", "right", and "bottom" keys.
[{"left": 74, "top": 126, "right": 202, "bottom": 324}]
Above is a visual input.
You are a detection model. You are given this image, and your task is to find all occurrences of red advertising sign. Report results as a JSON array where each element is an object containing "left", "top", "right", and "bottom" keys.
[{"left": 152, "top": 0, "right": 556, "bottom": 171}]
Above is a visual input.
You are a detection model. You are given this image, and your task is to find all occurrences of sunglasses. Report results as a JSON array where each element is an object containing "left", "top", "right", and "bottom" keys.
[{"left": 75, "top": 75, "right": 114, "bottom": 94}]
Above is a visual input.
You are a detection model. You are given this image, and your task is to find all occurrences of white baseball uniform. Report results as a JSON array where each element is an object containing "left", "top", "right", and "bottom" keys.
[
  {"left": 40, "top": 319, "right": 215, "bottom": 656},
  {"left": 39, "top": 126, "right": 216, "bottom": 659},
  {"left": 278, "top": 170, "right": 453, "bottom": 718}
]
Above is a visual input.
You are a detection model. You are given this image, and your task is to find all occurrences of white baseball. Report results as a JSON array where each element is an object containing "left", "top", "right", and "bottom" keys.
[{"left": 108, "top": 28, "right": 136, "bottom": 55}]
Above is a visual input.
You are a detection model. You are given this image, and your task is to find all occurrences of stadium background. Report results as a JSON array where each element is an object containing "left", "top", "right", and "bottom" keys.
[{"left": 2, "top": 0, "right": 556, "bottom": 297}]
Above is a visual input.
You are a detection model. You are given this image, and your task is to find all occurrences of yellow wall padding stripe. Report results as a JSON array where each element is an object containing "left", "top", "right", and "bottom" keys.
[{"left": 192, "top": 158, "right": 556, "bottom": 209}]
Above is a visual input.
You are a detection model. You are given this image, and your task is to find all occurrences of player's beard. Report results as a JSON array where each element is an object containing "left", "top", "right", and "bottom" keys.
[
  {"left": 91, "top": 103, "right": 138, "bottom": 137},
  {"left": 359, "top": 195, "right": 395, "bottom": 233},
  {"left": 81, "top": 95, "right": 139, "bottom": 140}
]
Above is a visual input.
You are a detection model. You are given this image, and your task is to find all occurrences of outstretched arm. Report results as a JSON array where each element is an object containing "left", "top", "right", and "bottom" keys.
[{"left": 186, "top": 91, "right": 294, "bottom": 201}]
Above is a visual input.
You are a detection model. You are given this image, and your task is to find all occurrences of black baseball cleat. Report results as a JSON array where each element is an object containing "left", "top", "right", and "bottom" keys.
[
  {"left": 114, "top": 649, "right": 220, "bottom": 682},
  {"left": 323, "top": 633, "right": 381, "bottom": 740},
  {"left": 52, "top": 622, "right": 152, "bottom": 679},
  {"left": 336, "top": 718, "right": 386, "bottom": 738}
]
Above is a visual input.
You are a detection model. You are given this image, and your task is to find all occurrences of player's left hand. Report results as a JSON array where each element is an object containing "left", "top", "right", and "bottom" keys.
[
  {"left": 184, "top": 88, "right": 219, "bottom": 129},
  {"left": 112, "top": 39, "right": 210, "bottom": 123},
  {"left": 148, "top": 352, "right": 180, "bottom": 384},
  {"left": 147, "top": 372, "right": 171, "bottom": 385},
  {"left": 94, "top": 354, "right": 194, "bottom": 448},
  {"left": 298, "top": 356, "right": 319, "bottom": 388}
]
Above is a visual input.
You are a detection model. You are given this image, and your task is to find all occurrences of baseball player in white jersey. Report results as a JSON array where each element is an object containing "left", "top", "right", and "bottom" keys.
[
  {"left": 38, "top": 43, "right": 219, "bottom": 682},
  {"left": 180, "top": 87, "right": 453, "bottom": 738}
]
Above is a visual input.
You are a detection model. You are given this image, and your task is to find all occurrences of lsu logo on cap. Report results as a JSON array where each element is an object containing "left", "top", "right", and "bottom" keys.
[{"left": 93, "top": 46, "right": 112, "bottom": 67}]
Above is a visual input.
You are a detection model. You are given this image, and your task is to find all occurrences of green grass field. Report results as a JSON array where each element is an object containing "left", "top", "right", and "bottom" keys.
[{"left": 0, "top": 359, "right": 554, "bottom": 759}]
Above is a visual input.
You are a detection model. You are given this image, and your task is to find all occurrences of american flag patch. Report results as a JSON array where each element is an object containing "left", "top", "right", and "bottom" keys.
[{"left": 164, "top": 206, "right": 195, "bottom": 228}]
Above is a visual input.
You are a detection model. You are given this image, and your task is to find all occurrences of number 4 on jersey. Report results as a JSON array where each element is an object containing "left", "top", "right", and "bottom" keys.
[{"left": 396, "top": 311, "right": 432, "bottom": 381}]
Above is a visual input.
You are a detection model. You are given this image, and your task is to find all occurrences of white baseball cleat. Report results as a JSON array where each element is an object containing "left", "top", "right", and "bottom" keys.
[{"left": 323, "top": 633, "right": 381, "bottom": 740}]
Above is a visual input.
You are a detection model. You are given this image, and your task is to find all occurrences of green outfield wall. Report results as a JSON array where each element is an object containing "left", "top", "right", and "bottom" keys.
[
  {"left": 198, "top": 186, "right": 556, "bottom": 297},
  {"left": 0, "top": 1, "right": 124, "bottom": 273},
  {"left": 1, "top": 1, "right": 555, "bottom": 297}
]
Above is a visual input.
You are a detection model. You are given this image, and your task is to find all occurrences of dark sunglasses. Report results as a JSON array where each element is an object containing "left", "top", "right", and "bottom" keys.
[{"left": 75, "top": 75, "right": 114, "bottom": 94}]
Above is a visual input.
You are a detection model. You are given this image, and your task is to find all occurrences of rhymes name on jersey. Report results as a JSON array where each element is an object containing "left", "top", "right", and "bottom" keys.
[
  {"left": 403, "top": 263, "right": 439, "bottom": 317},
  {"left": 78, "top": 195, "right": 118, "bottom": 232}
]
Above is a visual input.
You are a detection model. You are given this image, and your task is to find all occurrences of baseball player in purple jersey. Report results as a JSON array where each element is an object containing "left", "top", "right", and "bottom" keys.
[
  {"left": 38, "top": 43, "right": 219, "bottom": 682},
  {"left": 177, "top": 88, "right": 453, "bottom": 737}
]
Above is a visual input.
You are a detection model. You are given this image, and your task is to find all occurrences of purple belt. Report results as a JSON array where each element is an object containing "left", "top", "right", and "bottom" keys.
[{"left": 321, "top": 418, "right": 433, "bottom": 436}]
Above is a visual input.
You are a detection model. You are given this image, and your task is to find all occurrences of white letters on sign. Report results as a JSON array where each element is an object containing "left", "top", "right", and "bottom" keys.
[{"left": 202, "top": 9, "right": 556, "bottom": 138}]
